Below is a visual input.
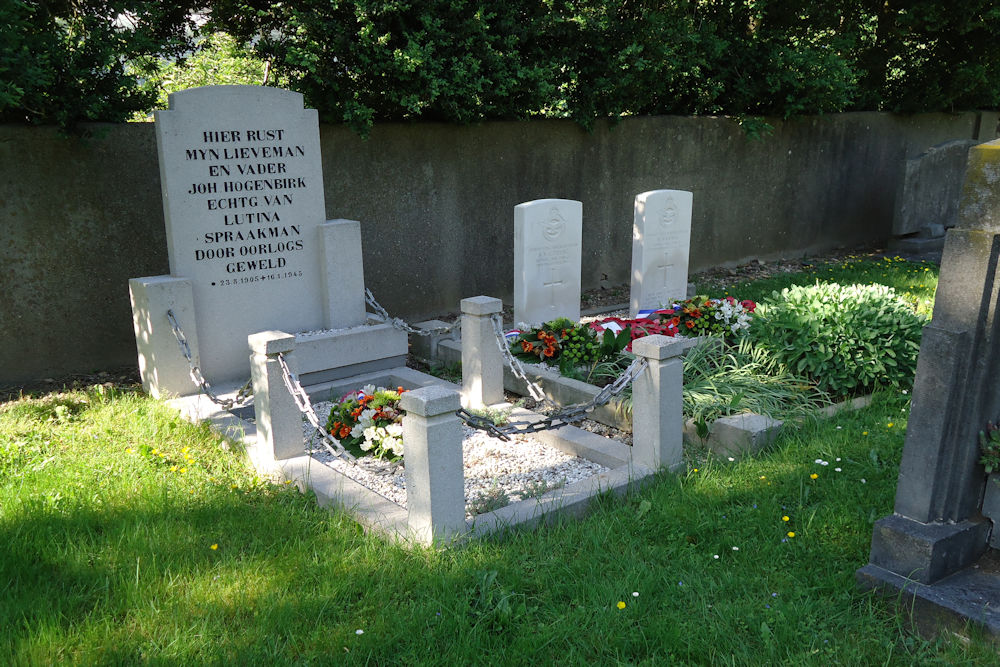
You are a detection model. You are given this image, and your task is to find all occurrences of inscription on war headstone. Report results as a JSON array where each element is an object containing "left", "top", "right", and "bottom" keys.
[
  {"left": 514, "top": 199, "right": 583, "bottom": 326},
  {"left": 155, "top": 85, "right": 327, "bottom": 384},
  {"left": 630, "top": 190, "right": 693, "bottom": 317}
]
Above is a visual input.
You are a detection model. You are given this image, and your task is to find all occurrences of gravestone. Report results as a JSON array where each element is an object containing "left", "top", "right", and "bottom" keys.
[
  {"left": 629, "top": 190, "right": 693, "bottom": 317},
  {"left": 513, "top": 199, "right": 583, "bottom": 326},
  {"left": 890, "top": 140, "right": 978, "bottom": 255},
  {"left": 130, "top": 85, "right": 367, "bottom": 396},
  {"left": 858, "top": 138, "right": 1000, "bottom": 636}
]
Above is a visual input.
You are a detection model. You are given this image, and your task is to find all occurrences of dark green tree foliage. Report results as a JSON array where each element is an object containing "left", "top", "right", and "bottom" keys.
[
  {"left": 3, "top": 1, "right": 1000, "bottom": 131},
  {"left": 0, "top": 1, "right": 198, "bottom": 127},
  {"left": 213, "top": 0, "right": 565, "bottom": 133}
]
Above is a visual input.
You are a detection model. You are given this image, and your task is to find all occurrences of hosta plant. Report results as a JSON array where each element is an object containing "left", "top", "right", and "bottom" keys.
[{"left": 749, "top": 282, "right": 926, "bottom": 397}]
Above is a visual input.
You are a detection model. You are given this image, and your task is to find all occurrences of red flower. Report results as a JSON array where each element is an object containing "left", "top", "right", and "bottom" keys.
[{"left": 686, "top": 321, "right": 695, "bottom": 329}]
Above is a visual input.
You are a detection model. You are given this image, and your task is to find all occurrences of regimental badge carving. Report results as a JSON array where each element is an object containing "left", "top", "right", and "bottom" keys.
[
  {"left": 661, "top": 197, "right": 677, "bottom": 227},
  {"left": 544, "top": 207, "right": 565, "bottom": 241}
]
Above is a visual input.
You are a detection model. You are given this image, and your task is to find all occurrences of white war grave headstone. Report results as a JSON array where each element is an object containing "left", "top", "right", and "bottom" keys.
[
  {"left": 629, "top": 190, "right": 693, "bottom": 318},
  {"left": 131, "top": 85, "right": 366, "bottom": 395},
  {"left": 513, "top": 199, "right": 583, "bottom": 326}
]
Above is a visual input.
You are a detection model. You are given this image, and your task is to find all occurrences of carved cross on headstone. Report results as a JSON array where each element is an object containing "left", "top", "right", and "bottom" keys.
[{"left": 544, "top": 266, "right": 564, "bottom": 312}]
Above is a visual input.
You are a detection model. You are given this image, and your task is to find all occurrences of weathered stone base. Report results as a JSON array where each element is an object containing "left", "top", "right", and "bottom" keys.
[
  {"left": 867, "top": 514, "right": 991, "bottom": 585},
  {"left": 857, "top": 550, "right": 1000, "bottom": 641}
]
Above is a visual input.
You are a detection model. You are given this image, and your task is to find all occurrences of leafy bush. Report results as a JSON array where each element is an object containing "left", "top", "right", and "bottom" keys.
[
  {"left": 749, "top": 283, "right": 926, "bottom": 397},
  {"left": 0, "top": 1, "right": 198, "bottom": 129}
]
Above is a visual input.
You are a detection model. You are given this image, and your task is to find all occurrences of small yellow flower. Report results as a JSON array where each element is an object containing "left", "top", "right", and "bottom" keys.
[
  {"left": 782, "top": 516, "right": 790, "bottom": 522},
  {"left": 862, "top": 431, "right": 868, "bottom": 436},
  {"left": 210, "top": 543, "right": 218, "bottom": 550},
  {"left": 887, "top": 423, "right": 894, "bottom": 428},
  {"left": 170, "top": 466, "right": 178, "bottom": 472},
  {"left": 787, "top": 532, "right": 795, "bottom": 538},
  {"left": 180, "top": 467, "right": 187, "bottom": 473},
  {"left": 692, "top": 468, "right": 699, "bottom": 472},
  {"left": 182, "top": 447, "right": 189, "bottom": 453},
  {"left": 617, "top": 601, "right": 626, "bottom": 610},
  {"left": 810, "top": 473, "right": 819, "bottom": 480},
  {"left": 759, "top": 475, "right": 766, "bottom": 480},
  {"left": 125, "top": 447, "right": 134, "bottom": 453}
]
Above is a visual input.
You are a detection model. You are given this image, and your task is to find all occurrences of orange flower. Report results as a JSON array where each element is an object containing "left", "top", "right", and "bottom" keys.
[
  {"left": 685, "top": 321, "right": 695, "bottom": 329},
  {"left": 543, "top": 346, "right": 556, "bottom": 357},
  {"left": 521, "top": 340, "right": 534, "bottom": 353},
  {"left": 397, "top": 386, "right": 405, "bottom": 394},
  {"left": 339, "top": 426, "right": 350, "bottom": 438}
]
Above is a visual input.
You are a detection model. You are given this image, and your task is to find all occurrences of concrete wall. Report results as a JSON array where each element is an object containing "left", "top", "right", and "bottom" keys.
[{"left": 1, "top": 112, "right": 995, "bottom": 385}]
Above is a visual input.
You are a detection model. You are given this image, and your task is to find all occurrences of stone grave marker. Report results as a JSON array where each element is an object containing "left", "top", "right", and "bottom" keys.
[
  {"left": 513, "top": 198, "right": 583, "bottom": 326},
  {"left": 629, "top": 190, "right": 693, "bottom": 317},
  {"left": 858, "top": 138, "right": 1000, "bottom": 635},
  {"left": 134, "top": 85, "right": 366, "bottom": 391}
]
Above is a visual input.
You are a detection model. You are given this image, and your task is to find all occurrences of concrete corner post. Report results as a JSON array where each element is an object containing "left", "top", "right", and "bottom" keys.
[
  {"left": 460, "top": 296, "right": 504, "bottom": 409},
  {"left": 400, "top": 385, "right": 466, "bottom": 544},
  {"left": 248, "top": 331, "right": 301, "bottom": 462},
  {"left": 129, "top": 275, "right": 198, "bottom": 399},
  {"left": 630, "top": 335, "right": 697, "bottom": 471}
]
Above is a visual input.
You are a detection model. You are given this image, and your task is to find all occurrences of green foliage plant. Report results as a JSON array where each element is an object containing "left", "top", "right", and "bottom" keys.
[
  {"left": 980, "top": 422, "right": 1000, "bottom": 474},
  {"left": 749, "top": 282, "right": 926, "bottom": 398},
  {"left": 0, "top": 1, "right": 199, "bottom": 129}
]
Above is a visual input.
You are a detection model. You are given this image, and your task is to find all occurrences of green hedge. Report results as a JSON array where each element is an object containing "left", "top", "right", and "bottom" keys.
[{"left": 4, "top": 1, "right": 1000, "bottom": 132}]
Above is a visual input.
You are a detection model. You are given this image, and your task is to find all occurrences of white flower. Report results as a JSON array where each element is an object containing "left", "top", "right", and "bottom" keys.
[
  {"left": 350, "top": 423, "right": 365, "bottom": 438},
  {"left": 387, "top": 423, "right": 403, "bottom": 437},
  {"left": 361, "top": 384, "right": 376, "bottom": 396}
]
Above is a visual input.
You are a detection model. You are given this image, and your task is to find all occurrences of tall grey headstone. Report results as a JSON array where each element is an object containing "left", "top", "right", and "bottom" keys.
[
  {"left": 858, "top": 139, "right": 1000, "bottom": 634},
  {"left": 630, "top": 190, "right": 693, "bottom": 317},
  {"left": 513, "top": 199, "right": 583, "bottom": 326},
  {"left": 154, "top": 85, "right": 331, "bottom": 384}
]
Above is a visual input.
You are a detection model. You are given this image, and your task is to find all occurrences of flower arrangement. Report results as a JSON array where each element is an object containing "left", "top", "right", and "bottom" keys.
[
  {"left": 652, "top": 296, "right": 756, "bottom": 340},
  {"left": 511, "top": 317, "right": 631, "bottom": 365},
  {"left": 325, "top": 384, "right": 407, "bottom": 459}
]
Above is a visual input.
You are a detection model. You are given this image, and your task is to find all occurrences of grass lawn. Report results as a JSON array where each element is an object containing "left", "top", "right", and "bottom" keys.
[{"left": 3, "top": 255, "right": 995, "bottom": 664}]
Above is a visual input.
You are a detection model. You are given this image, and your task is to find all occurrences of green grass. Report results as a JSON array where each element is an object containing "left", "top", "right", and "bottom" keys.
[
  {"left": 5, "top": 253, "right": 988, "bottom": 663},
  {"left": 696, "top": 253, "right": 940, "bottom": 318},
  {"left": 2, "top": 384, "right": 995, "bottom": 663}
]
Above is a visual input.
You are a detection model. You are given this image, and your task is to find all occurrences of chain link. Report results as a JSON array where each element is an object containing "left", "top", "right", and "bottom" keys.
[
  {"left": 365, "top": 288, "right": 461, "bottom": 337},
  {"left": 460, "top": 316, "right": 649, "bottom": 438},
  {"left": 490, "top": 314, "right": 550, "bottom": 405},
  {"left": 166, "top": 309, "right": 253, "bottom": 410},
  {"left": 275, "top": 352, "right": 356, "bottom": 462}
]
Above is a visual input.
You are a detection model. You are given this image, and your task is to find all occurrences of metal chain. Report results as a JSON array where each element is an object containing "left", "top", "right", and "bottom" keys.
[
  {"left": 470, "top": 315, "right": 649, "bottom": 438},
  {"left": 365, "top": 288, "right": 461, "bottom": 337},
  {"left": 165, "top": 309, "right": 253, "bottom": 410},
  {"left": 274, "top": 354, "right": 408, "bottom": 476},
  {"left": 275, "top": 352, "right": 356, "bottom": 463},
  {"left": 490, "top": 313, "right": 550, "bottom": 405}
]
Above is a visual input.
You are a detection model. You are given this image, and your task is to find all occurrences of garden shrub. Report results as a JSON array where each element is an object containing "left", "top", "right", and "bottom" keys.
[{"left": 749, "top": 283, "right": 926, "bottom": 397}]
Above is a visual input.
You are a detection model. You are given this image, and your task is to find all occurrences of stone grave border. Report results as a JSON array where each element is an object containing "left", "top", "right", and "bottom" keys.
[
  {"left": 161, "top": 295, "right": 690, "bottom": 546},
  {"left": 414, "top": 320, "right": 874, "bottom": 460}
]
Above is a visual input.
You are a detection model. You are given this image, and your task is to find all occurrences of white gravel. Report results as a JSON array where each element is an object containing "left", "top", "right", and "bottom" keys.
[{"left": 304, "top": 401, "right": 609, "bottom": 518}]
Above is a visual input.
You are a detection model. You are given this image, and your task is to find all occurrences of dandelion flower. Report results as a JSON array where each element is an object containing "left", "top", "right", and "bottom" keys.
[
  {"left": 210, "top": 544, "right": 218, "bottom": 550},
  {"left": 787, "top": 532, "right": 796, "bottom": 538},
  {"left": 863, "top": 431, "right": 868, "bottom": 436},
  {"left": 617, "top": 601, "right": 626, "bottom": 610},
  {"left": 782, "top": 516, "right": 790, "bottom": 522},
  {"left": 887, "top": 423, "right": 894, "bottom": 428},
  {"left": 810, "top": 473, "right": 818, "bottom": 480}
]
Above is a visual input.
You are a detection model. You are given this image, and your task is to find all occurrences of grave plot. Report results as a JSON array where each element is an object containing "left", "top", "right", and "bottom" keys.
[
  {"left": 129, "top": 85, "right": 665, "bottom": 546},
  {"left": 421, "top": 193, "right": 797, "bottom": 459}
]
